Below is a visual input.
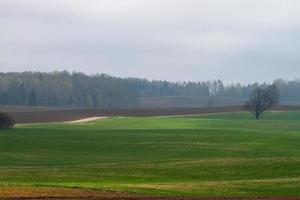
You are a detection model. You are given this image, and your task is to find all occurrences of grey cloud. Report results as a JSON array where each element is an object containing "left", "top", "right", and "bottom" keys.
[{"left": 1, "top": 0, "right": 300, "bottom": 83}]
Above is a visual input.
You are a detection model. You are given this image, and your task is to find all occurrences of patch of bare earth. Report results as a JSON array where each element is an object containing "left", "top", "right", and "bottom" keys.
[
  {"left": 1, "top": 187, "right": 300, "bottom": 200},
  {"left": 9, "top": 105, "right": 300, "bottom": 124},
  {"left": 0, "top": 186, "right": 132, "bottom": 199},
  {"left": 65, "top": 117, "right": 107, "bottom": 123}
]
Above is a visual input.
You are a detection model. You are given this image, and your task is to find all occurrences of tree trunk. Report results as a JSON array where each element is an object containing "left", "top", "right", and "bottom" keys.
[{"left": 255, "top": 113, "right": 260, "bottom": 120}]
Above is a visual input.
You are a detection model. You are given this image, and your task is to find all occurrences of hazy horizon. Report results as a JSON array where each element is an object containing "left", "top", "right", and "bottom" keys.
[
  {"left": 1, "top": 0, "right": 300, "bottom": 84},
  {"left": 1, "top": 70, "right": 299, "bottom": 86}
]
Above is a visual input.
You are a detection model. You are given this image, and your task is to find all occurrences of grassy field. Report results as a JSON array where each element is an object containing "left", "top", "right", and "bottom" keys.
[{"left": 1, "top": 111, "right": 300, "bottom": 196}]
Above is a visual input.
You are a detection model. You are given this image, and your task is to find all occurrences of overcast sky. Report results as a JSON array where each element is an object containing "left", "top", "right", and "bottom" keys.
[{"left": 1, "top": 0, "right": 300, "bottom": 83}]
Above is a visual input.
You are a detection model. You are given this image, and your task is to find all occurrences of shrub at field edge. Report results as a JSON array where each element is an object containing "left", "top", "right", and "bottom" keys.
[{"left": 0, "top": 112, "right": 15, "bottom": 129}]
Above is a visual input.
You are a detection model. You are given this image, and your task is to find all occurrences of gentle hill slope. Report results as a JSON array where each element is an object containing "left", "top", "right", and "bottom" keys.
[{"left": 1, "top": 111, "right": 300, "bottom": 196}]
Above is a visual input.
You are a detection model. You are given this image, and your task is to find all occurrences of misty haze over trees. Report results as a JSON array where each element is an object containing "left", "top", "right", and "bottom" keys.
[{"left": 0, "top": 71, "right": 299, "bottom": 108}]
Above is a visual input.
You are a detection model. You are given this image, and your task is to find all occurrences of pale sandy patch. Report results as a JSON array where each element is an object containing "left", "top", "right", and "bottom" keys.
[
  {"left": 65, "top": 116, "right": 107, "bottom": 123},
  {"left": 16, "top": 116, "right": 107, "bottom": 126}
]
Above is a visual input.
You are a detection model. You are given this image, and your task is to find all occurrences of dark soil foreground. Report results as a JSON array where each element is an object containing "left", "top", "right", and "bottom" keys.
[
  {"left": 0, "top": 187, "right": 300, "bottom": 200},
  {"left": 4, "top": 105, "right": 300, "bottom": 124}
]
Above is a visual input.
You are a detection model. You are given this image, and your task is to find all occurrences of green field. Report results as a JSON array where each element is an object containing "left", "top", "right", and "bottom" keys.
[{"left": 1, "top": 111, "right": 300, "bottom": 196}]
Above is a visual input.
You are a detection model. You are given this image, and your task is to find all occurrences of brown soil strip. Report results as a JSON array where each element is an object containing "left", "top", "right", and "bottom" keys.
[
  {"left": 1, "top": 186, "right": 300, "bottom": 200},
  {"left": 0, "top": 186, "right": 131, "bottom": 199},
  {"left": 6, "top": 105, "right": 300, "bottom": 124}
]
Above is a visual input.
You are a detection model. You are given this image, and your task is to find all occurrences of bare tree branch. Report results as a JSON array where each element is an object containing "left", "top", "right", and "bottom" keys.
[{"left": 243, "top": 84, "right": 279, "bottom": 119}]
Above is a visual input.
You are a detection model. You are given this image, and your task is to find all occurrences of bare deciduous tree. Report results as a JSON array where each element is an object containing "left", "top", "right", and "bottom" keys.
[{"left": 244, "top": 84, "right": 279, "bottom": 120}]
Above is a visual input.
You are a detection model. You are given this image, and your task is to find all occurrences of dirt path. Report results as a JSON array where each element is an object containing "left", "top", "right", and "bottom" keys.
[
  {"left": 16, "top": 117, "right": 107, "bottom": 126},
  {"left": 65, "top": 117, "right": 108, "bottom": 123}
]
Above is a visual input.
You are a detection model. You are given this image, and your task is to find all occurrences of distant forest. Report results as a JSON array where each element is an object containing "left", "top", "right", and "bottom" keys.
[{"left": 0, "top": 71, "right": 299, "bottom": 108}]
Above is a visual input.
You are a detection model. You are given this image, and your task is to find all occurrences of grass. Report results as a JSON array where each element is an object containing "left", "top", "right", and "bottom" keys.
[{"left": 1, "top": 111, "right": 300, "bottom": 196}]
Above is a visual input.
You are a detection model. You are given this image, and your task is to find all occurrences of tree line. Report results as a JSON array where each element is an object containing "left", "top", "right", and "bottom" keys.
[{"left": 0, "top": 71, "right": 299, "bottom": 108}]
